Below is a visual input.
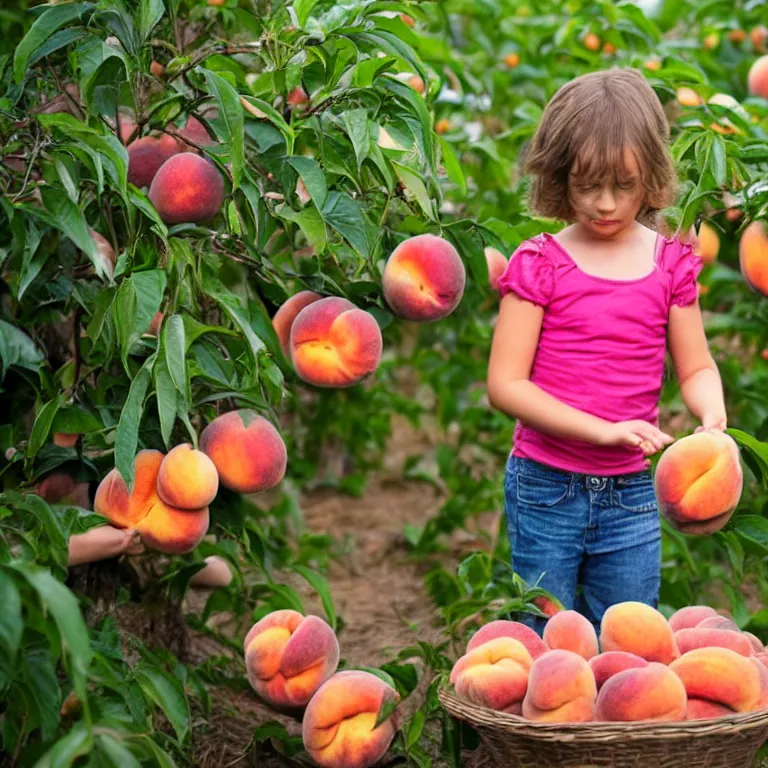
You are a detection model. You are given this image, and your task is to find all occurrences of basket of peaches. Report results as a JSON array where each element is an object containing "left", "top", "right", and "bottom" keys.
[{"left": 440, "top": 431, "right": 768, "bottom": 768}]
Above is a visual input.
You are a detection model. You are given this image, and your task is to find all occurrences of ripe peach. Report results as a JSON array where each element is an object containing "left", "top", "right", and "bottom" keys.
[
  {"left": 668, "top": 605, "right": 719, "bottom": 633},
  {"left": 600, "top": 602, "right": 679, "bottom": 664},
  {"left": 674, "top": 628, "right": 753, "bottom": 657},
  {"left": 584, "top": 33, "right": 601, "bottom": 51},
  {"left": 751, "top": 25, "right": 768, "bottom": 52},
  {"left": 645, "top": 58, "right": 661, "bottom": 70},
  {"left": 654, "top": 431, "right": 743, "bottom": 535},
  {"left": 382, "top": 234, "right": 466, "bottom": 322},
  {"left": 670, "top": 647, "right": 761, "bottom": 712},
  {"left": 175, "top": 112, "right": 218, "bottom": 148},
  {"left": 94, "top": 449, "right": 164, "bottom": 528},
  {"left": 589, "top": 652, "right": 649, "bottom": 691},
  {"left": 532, "top": 595, "right": 564, "bottom": 618},
  {"left": 200, "top": 410, "right": 287, "bottom": 494},
  {"left": 450, "top": 637, "right": 532, "bottom": 713},
  {"left": 466, "top": 620, "right": 548, "bottom": 660},
  {"left": 728, "top": 29, "right": 747, "bottom": 44},
  {"left": 504, "top": 53, "right": 520, "bottom": 68},
  {"left": 272, "top": 290, "right": 322, "bottom": 358},
  {"left": 543, "top": 610, "right": 599, "bottom": 660},
  {"left": 148, "top": 152, "right": 225, "bottom": 225},
  {"left": 127, "top": 134, "right": 181, "bottom": 188},
  {"left": 400, "top": 13, "right": 415, "bottom": 27},
  {"left": 745, "top": 632, "right": 764, "bottom": 653},
  {"left": 88, "top": 228, "right": 116, "bottom": 277},
  {"left": 287, "top": 86, "right": 309, "bottom": 107},
  {"left": 302, "top": 670, "right": 399, "bottom": 768},
  {"left": 150, "top": 60, "right": 165, "bottom": 78},
  {"left": 603, "top": 42, "right": 617, "bottom": 55},
  {"left": 136, "top": 500, "right": 209, "bottom": 555},
  {"left": 740, "top": 220, "right": 768, "bottom": 297},
  {"left": 157, "top": 443, "right": 219, "bottom": 510},
  {"left": 289, "top": 297, "right": 383, "bottom": 388},
  {"left": 697, "top": 615, "right": 740, "bottom": 632},
  {"left": 53, "top": 433, "right": 80, "bottom": 448},
  {"left": 244, "top": 610, "right": 340, "bottom": 711},
  {"left": 676, "top": 87, "right": 702, "bottom": 107},
  {"left": 521, "top": 650, "right": 596, "bottom": 723},
  {"left": 484, "top": 247, "right": 509, "bottom": 292},
  {"left": 703, "top": 33, "right": 719, "bottom": 50},
  {"left": 435, "top": 118, "right": 452, "bottom": 134},
  {"left": 687, "top": 698, "right": 734, "bottom": 719},
  {"left": 36, "top": 472, "right": 91, "bottom": 508},
  {"left": 596, "top": 663, "right": 687, "bottom": 722},
  {"left": 696, "top": 221, "right": 719, "bottom": 264}
]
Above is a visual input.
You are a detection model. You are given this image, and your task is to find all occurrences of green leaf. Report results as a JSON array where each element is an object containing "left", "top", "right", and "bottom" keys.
[
  {"left": 292, "top": 565, "right": 337, "bottom": 630},
  {"left": 294, "top": 0, "right": 320, "bottom": 28},
  {"left": 137, "top": 0, "right": 165, "bottom": 42},
  {"left": 115, "top": 357, "right": 154, "bottom": 487},
  {"left": 0, "top": 320, "right": 44, "bottom": 380},
  {"left": 710, "top": 133, "right": 727, "bottom": 187},
  {"left": 273, "top": 203, "right": 327, "bottom": 253},
  {"left": 0, "top": 571, "right": 22, "bottom": 661},
  {"left": 28, "top": 396, "right": 64, "bottom": 458},
  {"left": 135, "top": 666, "right": 190, "bottom": 742},
  {"left": 210, "top": 292, "right": 265, "bottom": 366},
  {"left": 733, "top": 516, "right": 768, "bottom": 555},
  {"left": 154, "top": 358, "right": 178, "bottom": 449},
  {"left": 116, "top": 270, "right": 167, "bottom": 371},
  {"left": 200, "top": 68, "right": 244, "bottom": 189},
  {"left": 437, "top": 136, "right": 466, "bottom": 196},
  {"left": 10, "top": 563, "right": 93, "bottom": 696},
  {"left": 392, "top": 161, "right": 435, "bottom": 220},
  {"left": 97, "top": 733, "right": 143, "bottom": 768},
  {"left": 286, "top": 156, "right": 327, "bottom": 207},
  {"left": 162, "top": 315, "right": 187, "bottom": 397},
  {"left": 38, "top": 187, "right": 109, "bottom": 280},
  {"left": 51, "top": 406, "right": 102, "bottom": 435},
  {"left": 320, "top": 191, "right": 373, "bottom": 257},
  {"left": 9, "top": 492, "right": 68, "bottom": 571},
  {"left": 14, "top": 2, "right": 93, "bottom": 84},
  {"left": 33, "top": 721, "right": 92, "bottom": 768},
  {"left": 342, "top": 108, "right": 370, "bottom": 169},
  {"left": 240, "top": 96, "right": 295, "bottom": 153}
]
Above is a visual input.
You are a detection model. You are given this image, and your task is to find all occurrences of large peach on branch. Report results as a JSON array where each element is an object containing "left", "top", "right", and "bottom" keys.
[
  {"left": 148, "top": 152, "right": 225, "bottom": 225},
  {"left": 127, "top": 134, "right": 181, "bottom": 188},
  {"left": 157, "top": 443, "right": 219, "bottom": 509},
  {"left": 272, "top": 290, "right": 322, "bottom": 358},
  {"left": 244, "top": 610, "right": 339, "bottom": 711},
  {"left": 382, "top": 234, "right": 466, "bottom": 322},
  {"left": 302, "top": 670, "right": 400, "bottom": 768},
  {"left": 654, "top": 431, "right": 743, "bottom": 535},
  {"left": 740, "top": 220, "right": 768, "bottom": 297},
  {"left": 289, "top": 297, "right": 383, "bottom": 387},
  {"left": 200, "top": 410, "right": 287, "bottom": 494},
  {"left": 94, "top": 449, "right": 209, "bottom": 554}
]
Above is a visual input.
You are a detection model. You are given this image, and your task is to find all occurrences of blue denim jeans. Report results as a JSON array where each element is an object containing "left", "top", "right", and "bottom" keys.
[{"left": 504, "top": 455, "right": 661, "bottom": 638}]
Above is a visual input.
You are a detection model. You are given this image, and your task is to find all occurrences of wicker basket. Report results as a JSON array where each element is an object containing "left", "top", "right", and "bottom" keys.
[{"left": 439, "top": 688, "right": 768, "bottom": 768}]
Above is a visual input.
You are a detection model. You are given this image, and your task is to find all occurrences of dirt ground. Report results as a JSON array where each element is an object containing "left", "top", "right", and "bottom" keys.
[{"left": 185, "top": 412, "right": 495, "bottom": 767}]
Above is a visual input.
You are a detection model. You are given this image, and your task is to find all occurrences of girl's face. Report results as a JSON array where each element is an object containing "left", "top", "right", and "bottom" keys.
[{"left": 567, "top": 146, "right": 647, "bottom": 239}]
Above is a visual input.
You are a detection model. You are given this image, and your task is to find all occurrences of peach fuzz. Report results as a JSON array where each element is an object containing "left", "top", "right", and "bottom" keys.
[
  {"left": 200, "top": 410, "right": 287, "bottom": 494},
  {"left": 289, "top": 297, "right": 383, "bottom": 388},
  {"left": 589, "top": 652, "right": 649, "bottom": 691},
  {"left": 136, "top": 501, "right": 209, "bottom": 555},
  {"left": 600, "top": 602, "right": 678, "bottom": 664},
  {"left": 756, "top": 651, "right": 768, "bottom": 668},
  {"left": 148, "top": 152, "right": 225, "bottom": 225},
  {"left": 654, "top": 431, "right": 743, "bottom": 535},
  {"left": 595, "top": 663, "right": 687, "bottom": 722},
  {"left": 127, "top": 134, "right": 181, "bottom": 188},
  {"left": 244, "top": 610, "right": 339, "bottom": 711},
  {"left": 740, "top": 220, "right": 768, "bottom": 297},
  {"left": 752, "top": 656, "right": 768, "bottom": 709},
  {"left": 745, "top": 632, "right": 764, "bottom": 653},
  {"left": 484, "top": 247, "right": 508, "bottom": 292},
  {"left": 302, "top": 670, "right": 399, "bottom": 768},
  {"left": 382, "top": 234, "right": 466, "bottom": 322},
  {"left": 669, "top": 647, "right": 761, "bottom": 712},
  {"left": 674, "top": 628, "right": 753, "bottom": 657},
  {"left": 747, "top": 55, "right": 768, "bottom": 99},
  {"left": 272, "top": 290, "right": 321, "bottom": 358},
  {"left": 466, "top": 620, "right": 548, "bottom": 660},
  {"left": 521, "top": 650, "right": 596, "bottom": 723},
  {"left": 687, "top": 698, "right": 734, "bottom": 720},
  {"left": 450, "top": 637, "right": 532, "bottom": 713},
  {"left": 696, "top": 615, "right": 740, "bottom": 632},
  {"left": 94, "top": 449, "right": 164, "bottom": 528},
  {"left": 542, "top": 610, "right": 598, "bottom": 660},
  {"left": 157, "top": 443, "right": 219, "bottom": 510},
  {"left": 668, "top": 605, "right": 719, "bottom": 633}
]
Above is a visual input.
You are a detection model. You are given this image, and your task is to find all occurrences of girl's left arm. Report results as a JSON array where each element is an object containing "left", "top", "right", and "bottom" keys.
[{"left": 668, "top": 302, "right": 727, "bottom": 431}]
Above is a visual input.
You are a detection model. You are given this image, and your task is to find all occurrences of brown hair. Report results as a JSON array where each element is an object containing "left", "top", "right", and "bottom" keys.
[{"left": 522, "top": 68, "right": 677, "bottom": 225}]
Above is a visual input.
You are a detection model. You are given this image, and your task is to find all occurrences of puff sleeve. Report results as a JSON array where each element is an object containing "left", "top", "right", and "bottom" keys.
[
  {"left": 497, "top": 239, "right": 555, "bottom": 308},
  {"left": 669, "top": 240, "right": 704, "bottom": 307}
]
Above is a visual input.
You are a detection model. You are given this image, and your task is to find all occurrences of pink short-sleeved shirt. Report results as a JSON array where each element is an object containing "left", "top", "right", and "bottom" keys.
[{"left": 497, "top": 231, "right": 703, "bottom": 475}]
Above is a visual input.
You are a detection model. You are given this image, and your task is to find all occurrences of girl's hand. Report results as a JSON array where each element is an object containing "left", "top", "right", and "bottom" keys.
[
  {"left": 68, "top": 525, "right": 144, "bottom": 566},
  {"left": 121, "top": 528, "right": 145, "bottom": 556},
  {"left": 599, "top": 420, "right": 675, "bottom": 455},
  {"left": 695, "top": 414, "right": 727, "bottom": 433}
]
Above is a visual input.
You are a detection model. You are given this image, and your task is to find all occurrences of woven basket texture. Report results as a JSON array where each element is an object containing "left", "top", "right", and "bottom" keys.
[{"left": 440, "top": 689, "right": 768, "bottom": 768}]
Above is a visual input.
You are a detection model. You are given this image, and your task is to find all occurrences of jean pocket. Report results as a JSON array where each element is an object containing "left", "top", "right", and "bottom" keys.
[
  {"left": 516, "top": 474, "right": 571, "bottom": 508},
  {"left": 614, "top": 482, "right": 658, "bottom": 513}
]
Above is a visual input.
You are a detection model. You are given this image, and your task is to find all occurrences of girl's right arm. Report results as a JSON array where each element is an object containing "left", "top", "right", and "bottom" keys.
[{"left": 487, "top": 293, "right": 673, "bottom": 454}]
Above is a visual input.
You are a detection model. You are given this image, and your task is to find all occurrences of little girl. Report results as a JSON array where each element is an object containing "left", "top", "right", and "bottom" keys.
[{"left": 487, "top": 68, "right": 729, "bottom": 636}]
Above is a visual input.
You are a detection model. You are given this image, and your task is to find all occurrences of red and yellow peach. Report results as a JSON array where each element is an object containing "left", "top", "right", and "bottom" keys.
[
  {"left": 542, "top": 610, "right": 599, "bottom": 660},
  {"left": 600, "top": 602, "right": 679, "bottom": 664},
  {"left": 740, "top": 220, "right": 768, "bottom": 297},
  {"left": 272, "top": 290, "right": 321, "bottom": 358},
  {"left": 595, "top": 663, "right": 687, "bottom": 722},
  {"left": 156, "top": 443, "right": 219, "bottom": 510}
]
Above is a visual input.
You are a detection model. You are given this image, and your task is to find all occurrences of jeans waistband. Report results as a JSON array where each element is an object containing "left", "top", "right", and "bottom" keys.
[{"left": 510, "top": 455, "right": 652, "bottom": 489}]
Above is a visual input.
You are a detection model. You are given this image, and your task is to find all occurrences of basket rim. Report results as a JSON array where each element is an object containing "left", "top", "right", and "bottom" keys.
[{"left": 439, "top": 687, "right": 768, "bottom": 739}]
